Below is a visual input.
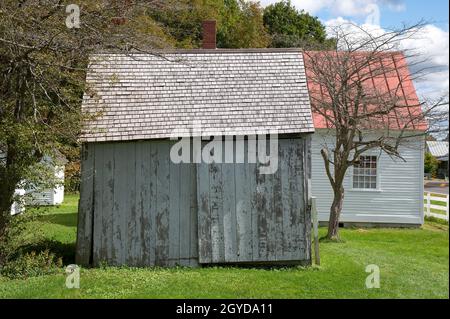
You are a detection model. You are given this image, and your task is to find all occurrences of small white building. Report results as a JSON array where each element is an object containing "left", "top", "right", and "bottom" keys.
[
  {"left": 10, "top": 189, "right": 26, "bottom": 215},
  {"left": 311, "top": 130, "right": 424, "bottom": 226},
  {"left": 1, "top": 152, "right": 66, "bottom": 214},
  {"left": 26, "top": 162, "right": 65, "bottom": 206}
]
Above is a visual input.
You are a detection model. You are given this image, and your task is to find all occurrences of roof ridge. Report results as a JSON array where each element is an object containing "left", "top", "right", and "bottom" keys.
[{"left": 93, "top": 48, "right": 304, "bottom": 55}]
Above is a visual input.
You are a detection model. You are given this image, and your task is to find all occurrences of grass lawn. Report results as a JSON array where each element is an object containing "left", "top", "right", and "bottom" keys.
[{"left": 0, "top": 194, "right": 448, "bottom": 299}]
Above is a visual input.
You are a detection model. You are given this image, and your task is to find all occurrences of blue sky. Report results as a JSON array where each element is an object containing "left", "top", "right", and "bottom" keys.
[
  {"left": 379, "top": 0, "right": 449, "bottom": 29},
  {"left": 305, "top": 0, "right": 450, "bottom": 30}
]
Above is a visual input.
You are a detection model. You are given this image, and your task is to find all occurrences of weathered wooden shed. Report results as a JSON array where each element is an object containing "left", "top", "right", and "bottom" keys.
[{"left": 76, "top": 47, "right": 315, "bottom": 267}]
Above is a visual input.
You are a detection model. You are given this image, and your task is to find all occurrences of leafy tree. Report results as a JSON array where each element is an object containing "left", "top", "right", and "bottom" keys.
[
  {"left": 0, "top": 0, "right": 172, "bottom": 265},
  {"left": 424, "top": 152, "right": 439, "bottom": 177},
  {"left": 263, "top": 0, "right": 334, "bottom": 48},
  {"left": 218, "top": 0, "right": 270, "bottom": 48},
  {"left": 149, "top": 0, "right": 222, "bottom": 48},
  {"left": 150, "top": 0, "right": 269, "bottom": 48}
]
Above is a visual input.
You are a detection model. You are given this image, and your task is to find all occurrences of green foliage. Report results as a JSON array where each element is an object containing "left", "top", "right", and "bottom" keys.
[
  {"left": 61, "top": 145, "right": 81, "bottom": 193},
  {"left": 425, "top": 152, "right": 439, "bottom": 177},
  {"left": 149, "top": 0, "right": 270, "bottom": 48},
  {"left": 149, "top": 0, "right": 223, "bottom": 48},
  {"left": 0, "top": 194, "right": 77, "bottom": 279},
  {"left": 0, "top": 1, "right": 173, "bottom": 262},
  {"left": 263, "top": 0, "right": 334, "bottom": 49},
  {"left": 0, "top": 206, "right": 44, "bottom": 268},
  {"left": 0, "top": 250, "right": 62, "bottom": 279},
  {"left": 217, "top": 0, "right": 270, "bottom": 48}
]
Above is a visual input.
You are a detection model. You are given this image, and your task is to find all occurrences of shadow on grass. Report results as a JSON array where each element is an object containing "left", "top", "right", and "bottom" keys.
[
  {"left": 39, "top": 213, "right": 78, "bottom": 228},
  {"left": 18, "top": 239, "right": 76, "bottom": 265}
]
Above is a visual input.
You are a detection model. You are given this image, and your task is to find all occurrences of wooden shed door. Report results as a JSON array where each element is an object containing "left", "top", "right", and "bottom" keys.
[{"left": 196, "top": 138, "right": 310, "bottom": 264}]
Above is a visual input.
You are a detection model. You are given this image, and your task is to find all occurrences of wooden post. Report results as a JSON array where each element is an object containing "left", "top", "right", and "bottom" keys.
[{"left": 311, "top": 196, "right": 320, "bottom": 266}]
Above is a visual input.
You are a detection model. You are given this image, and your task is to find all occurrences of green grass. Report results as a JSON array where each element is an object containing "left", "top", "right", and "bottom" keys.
[{"left": 0, "top": 194, "right": 448, "bottom": 299}]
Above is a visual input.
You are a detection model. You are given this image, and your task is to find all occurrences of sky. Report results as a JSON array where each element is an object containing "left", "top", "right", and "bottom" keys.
[{"left": 260, "top": 0, "right": 449, "bottom": 107}]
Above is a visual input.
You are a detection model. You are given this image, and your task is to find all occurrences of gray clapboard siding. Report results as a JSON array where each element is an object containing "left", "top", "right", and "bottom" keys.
[
  {"left": 77, "top": 140, "right": 199, "bottom": 267},
  {"left": 196, "top": 137, "right": 311, "bottom": 265}
]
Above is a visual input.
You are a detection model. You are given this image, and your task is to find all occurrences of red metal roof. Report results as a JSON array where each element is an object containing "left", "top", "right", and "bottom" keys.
[{"left": 304, "top": 51, "right": 428, "bottom": 131}]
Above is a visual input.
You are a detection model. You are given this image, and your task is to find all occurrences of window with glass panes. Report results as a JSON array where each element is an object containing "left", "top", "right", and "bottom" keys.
[{"left": 353, "top": 155, "right": 377, "bottom": 189}]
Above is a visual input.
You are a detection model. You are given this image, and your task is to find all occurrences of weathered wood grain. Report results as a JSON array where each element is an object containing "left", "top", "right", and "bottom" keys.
[
  {"left": 75, "top": 143, "right": 95, "bottom": 266},
  {"left": 78, "top": 136, "right": 312, "bottom": 267},
  {"left": 80, "top": 140, "right": 199, "bottom": 267},
  {"left": 195, "top": 137, "right": 311, "bottom": 264}
]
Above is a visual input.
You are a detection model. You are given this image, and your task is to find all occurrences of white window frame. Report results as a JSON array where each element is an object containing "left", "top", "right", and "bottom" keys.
[{"left": 350, "top": 155, "right": 381, "bottom": 191}]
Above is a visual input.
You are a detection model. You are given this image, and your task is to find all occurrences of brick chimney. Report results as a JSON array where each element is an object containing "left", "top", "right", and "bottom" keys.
[{"left": 202, "top": 20, "right": 216, "bottom": 49}]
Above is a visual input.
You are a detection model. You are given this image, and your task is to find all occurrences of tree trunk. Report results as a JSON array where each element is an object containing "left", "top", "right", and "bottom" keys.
[
  {"left": 327, "top": 186, "right": 344, "bottom": 240},
  {"left": 0, "top": 143, "right": 20, "bottom": 250}
]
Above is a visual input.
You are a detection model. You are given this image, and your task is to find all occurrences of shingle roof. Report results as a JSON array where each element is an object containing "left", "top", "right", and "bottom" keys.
[
  {"left": 81, "top": 49, "right": 314, "bottom": 142},
  {"left": 427, "top": 141, "right": 449, "bottom": 158}
]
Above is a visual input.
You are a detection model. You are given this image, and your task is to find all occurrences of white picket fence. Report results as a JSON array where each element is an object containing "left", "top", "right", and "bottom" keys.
[{"left": 424, "top": 192, "right": 449, "bottom": 221}]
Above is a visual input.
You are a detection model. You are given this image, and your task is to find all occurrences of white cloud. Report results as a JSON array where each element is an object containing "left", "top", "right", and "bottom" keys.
[
  {"left": 259, "top": 0, "right": 404, "bottom": 17},
  {"left": 324, "top": 18, "right": 449, "bottom": 101},
  {"left": 259, "top": 0, "right": 448, "bottom": 102}
]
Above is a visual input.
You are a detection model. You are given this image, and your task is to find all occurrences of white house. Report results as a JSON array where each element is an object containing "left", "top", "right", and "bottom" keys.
[
  {"left": 0, "top": 152, "right": 66, "bottom": 214},
  {"left": 26, "top": 160, "right": 65, "bottom": 206},
  {"left": 311, "top": 131, "right": 424, "bottom": 226},
  {"left": 306, "top": 51, "right": 427, "bottom": 226}
]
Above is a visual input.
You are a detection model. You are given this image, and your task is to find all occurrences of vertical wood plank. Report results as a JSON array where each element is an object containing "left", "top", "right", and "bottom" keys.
[
  {"left": 148, "top": 142, "right": 158, "bottom": 265},
  {"left": 189, "top": 162, "right": 199, "bottom": 267},
  {"left": 209, "top": 162, "right": 224, "bottom": 263},
  {"left": 134, "top": 141, "right": 147, "bottom": 266},
  {"left": 196, "top": 161, "right": 211, "bottom": 264},
  {"left": 126, "top": 142, "right": 137, "bottom": 265},
  {"left": 273, "top": 141, "right": 284, "bottom": 261},
  {"left": 92, "top": 143, "right": 104, "bottom": 266},
  {"left": 280, "top": 139, "right": 293, "bottom": 260},
  {"left": 112, "top": 143, "right": 129, "bottom": 265},
  {"left": 250, "top": 160, "right": 259, "bottom": 262},
  {"left": 178, "top": 162, "right": 190, "bottom": 266},
  {"left": 293, "top": 138, "right": 305, "bottom": 260},
  {"left": 76, "top": 143, "right": 95, "bottom": 266},
  {"left": 169, "top": 159, "right": 180, "bottom": 266},
  {"left": 102, "top": 143, "right": 115, "bottom": 265},
  {"left": 155, "top": 142, "right": 170, "bottom": 266},
  {"left": 235, "top": 160, "right": 252, "bottom": 262},
  {"left": 222, "top": 162, "right": 237, "bottom": 262},
  {"left": 254, "top": 165, "right": 268, "bottom": 262}
]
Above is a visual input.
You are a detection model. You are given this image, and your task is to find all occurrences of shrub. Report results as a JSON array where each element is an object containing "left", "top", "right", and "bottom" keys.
[
  {"left": 0, "top": 249, "right": 62, "bottom": 279},
  {"left": 424, "top": 152, "right": 439, "bottom": 178}
]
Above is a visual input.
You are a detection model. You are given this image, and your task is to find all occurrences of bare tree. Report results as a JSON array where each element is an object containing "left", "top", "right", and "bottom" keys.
[{"left": 304, "top": 22, "right": 448, "bottom": 240}]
